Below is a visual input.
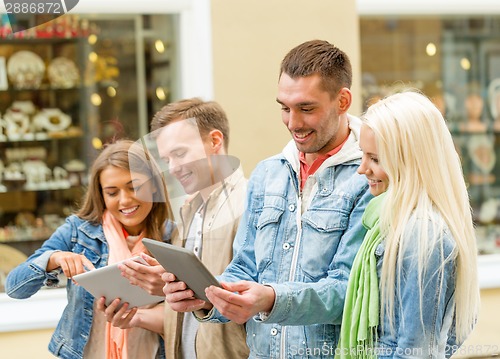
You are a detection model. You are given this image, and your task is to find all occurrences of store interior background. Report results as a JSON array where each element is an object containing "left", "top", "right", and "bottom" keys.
[{"left": 1, "top": 0, "right": 499, "bottom": 357}]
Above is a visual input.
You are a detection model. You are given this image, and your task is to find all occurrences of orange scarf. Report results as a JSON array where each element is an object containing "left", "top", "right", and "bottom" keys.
[{"left": 102, "top": 210, "right": 146, "bottom": 359}]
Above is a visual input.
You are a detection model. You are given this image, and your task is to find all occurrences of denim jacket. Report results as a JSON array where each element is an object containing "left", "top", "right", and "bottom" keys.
[
  {"left": 375, "top": 215, "right": 459, "bottom": 359},
  {"left": 203, "top": 116, "right": 373, "bottom": 359},
  {"left": 5, "top": 215, "right": 166, "bottom": 359}
]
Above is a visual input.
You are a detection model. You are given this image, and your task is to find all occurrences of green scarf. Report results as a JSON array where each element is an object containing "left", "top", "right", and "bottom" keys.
[{"left": 336, "top": 193, "right": 386, "bottom": 358}]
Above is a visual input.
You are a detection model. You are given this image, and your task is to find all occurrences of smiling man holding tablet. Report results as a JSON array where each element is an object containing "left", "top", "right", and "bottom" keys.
[{"left": 119, "top": 98, "right": 249, "bottom": 359}]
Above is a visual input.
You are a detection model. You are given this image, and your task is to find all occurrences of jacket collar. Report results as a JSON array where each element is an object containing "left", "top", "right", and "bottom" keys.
[{"left": 78, "top": 218, "right": 106, "bottom": 242}]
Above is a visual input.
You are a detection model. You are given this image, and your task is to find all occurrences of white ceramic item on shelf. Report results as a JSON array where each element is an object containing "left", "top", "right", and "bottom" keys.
[
  {"left": 9, "top": 101, "right": 36, "bottom": 115},
  {"left": 33, "top": 108, "right": 72, "bottom": 133},
  {"left": 3, "top": 111, "right": 30, "bottom": 140},
  {"left": 64, "top": 159, "right": 86, "bottom": 186},
  {"left": 0, "top": 116, "right": 7, "bottom": 141},
  {"left": 22, "top": 160, "right": 52, "bottom": 190},
  {"left": 48, "top": 57, "right": 80, "bottom": 89},
  {"left": 53, "top": 166, "right": 71, "bottom": 189},
  {"left": 7, "top": 51, "right": 45, "bottom": 89}
]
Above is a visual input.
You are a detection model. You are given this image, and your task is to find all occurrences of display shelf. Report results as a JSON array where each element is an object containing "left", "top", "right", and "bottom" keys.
[
  {"left": 0, "top": 15, "right": 179, "bottom": 300},
  {"left": 0, "top": 183, "right": 80, "bottom": 193},
  {"left": 0, "top": 34, "right": 87, "bottom": 274},
  {"left": 0, "top": 232, "right": 57, "bottom": 244},
  {"left": 0, "top": 36, "right": 86, "bottom": 44},
  {"left": 439, "top": 27, "right": 500, "bottom": 256},
  {"left": 0, "top": 85, "right": 81, "bottom": 92},
  {"left": 0, "top": 133, "right": 83, "bottom": 142}
]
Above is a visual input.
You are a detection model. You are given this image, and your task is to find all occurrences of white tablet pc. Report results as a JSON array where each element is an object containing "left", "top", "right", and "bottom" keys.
[
  {"left": 142, "top": 238, "right": 220, "bottom": 302},
  {"left": 73, "top": 256, "right": 164, "bottom": 308}
]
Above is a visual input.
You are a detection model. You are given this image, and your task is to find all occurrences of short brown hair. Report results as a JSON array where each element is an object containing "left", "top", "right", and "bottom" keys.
[
  {"left": 150, "top": 98, "right": 230, "bottom": 151},
  {"left": 280, "top": 40, "right": 352, "bottom": 97}
]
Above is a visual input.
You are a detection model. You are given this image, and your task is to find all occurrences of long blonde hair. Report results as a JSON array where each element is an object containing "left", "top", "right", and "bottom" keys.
[{"left": 362, "top": 90, "right": 479, "bottom": 341}]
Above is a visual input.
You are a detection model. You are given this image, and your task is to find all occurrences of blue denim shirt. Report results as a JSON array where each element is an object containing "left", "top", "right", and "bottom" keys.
[
  {"left": 203, "top": 122, "right": 372, "bottom": 358},
  {"left": 375, "top": 216, "right": 459, "bottom": 359},
  {"left": 5, "top": 215, "right": 167, "bottom": 359}
]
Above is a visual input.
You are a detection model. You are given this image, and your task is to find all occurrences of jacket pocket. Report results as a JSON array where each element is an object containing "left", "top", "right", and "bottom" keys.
[
  {"left": 300, "top": 209, "right": 348, "bottom": 280},
  {"left": 245, "top": 320, "right": 276, "bottom": 358},
  {"left": 72, "top": 240, "right": 102, "bottom": 265},
  {"left": 254, "top": 195, "right": 286, "bottom": 274}
]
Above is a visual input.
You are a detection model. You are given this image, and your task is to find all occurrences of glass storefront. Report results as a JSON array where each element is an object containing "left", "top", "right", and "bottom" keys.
[
  {"left": 0, "top": 14, "right": 178, "bottom": 292},
  {"left": 360, "top": 15, "right": 500, "bottom": 255}
]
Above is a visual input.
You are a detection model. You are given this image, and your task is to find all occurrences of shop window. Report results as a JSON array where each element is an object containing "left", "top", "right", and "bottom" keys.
[
  {"left": 0, "top": 14, "right": 178, "bottom": 292},
  {"left": 360, "top": 15, "right": 500, "bottom": 255}
]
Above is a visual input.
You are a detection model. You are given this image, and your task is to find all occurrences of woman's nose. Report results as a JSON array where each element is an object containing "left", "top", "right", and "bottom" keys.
[
  {"left": 357, "top": 159, "right": 369, "bottom": 175},
  {"left": 119, "top": 190, "right": 134, "bottom": 204}
]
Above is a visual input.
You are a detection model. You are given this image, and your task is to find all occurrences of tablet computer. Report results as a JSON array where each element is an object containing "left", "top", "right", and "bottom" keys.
[
  {"left": 73, "top": 256, "right": 165, "bottom": 308},
  {"left": 142, "top": 238, "right": 220, "bottom": 302}
]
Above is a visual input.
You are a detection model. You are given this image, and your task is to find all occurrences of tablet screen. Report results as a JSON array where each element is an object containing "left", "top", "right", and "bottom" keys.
[
  {"left": 73, "top": 256, "right": 165, "bottom": 308},
  {"left": 142, "top": 238, "right": 220, "bottom": 302}
]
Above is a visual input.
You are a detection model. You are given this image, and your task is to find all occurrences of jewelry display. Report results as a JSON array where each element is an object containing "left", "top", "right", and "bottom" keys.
[
  {"left": 478, "top": 198, "right": 500, "bottom": 224},
  {"left": 467, "top": 134, "right": 496, "bottom": 185},
  {"left": 468, "top": 134, "right": 496, "bottom": 173},
  {"left": 488, "top": 78, "right": 500, "bottom": 131},
  {"left": 460, "top": 93, "right": 487, "bottom": 133}
]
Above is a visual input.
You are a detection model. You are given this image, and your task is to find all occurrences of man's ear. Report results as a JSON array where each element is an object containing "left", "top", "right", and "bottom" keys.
[
  {"left": 208, "top": 129, "right": 225, "bottom": 154},
  {"left": 338, "top": 87, "right": 352, "bottom": 114}
]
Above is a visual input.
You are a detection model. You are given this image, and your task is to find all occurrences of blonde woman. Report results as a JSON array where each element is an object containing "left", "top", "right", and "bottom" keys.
[{"left": 337, "top": 91, "right": 479, "bottom": 358}]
